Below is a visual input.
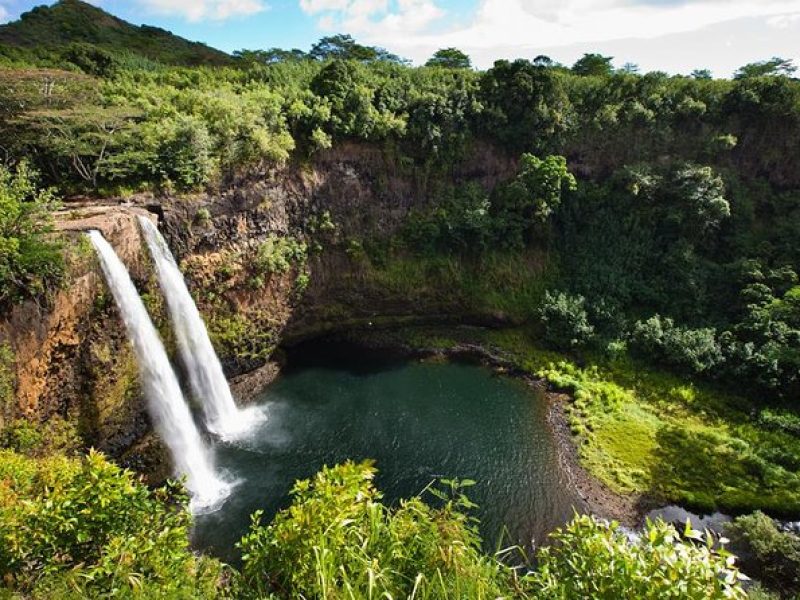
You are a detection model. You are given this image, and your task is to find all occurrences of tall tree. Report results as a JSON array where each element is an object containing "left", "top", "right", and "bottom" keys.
[
  {"left": 572, "top": 53, "right": 614, "bottom": 76},
  {"left": 691, "top": 69, "right": 713, "bottom": 80},
  {"left": 308, "top": 34, "right": 406, "bottom": 64},
  {"left": 734, "top": 57, "right": 797, "bottom": 79},
  {"left": 425, "top": 48, "right": 471, "bottom": 69}
]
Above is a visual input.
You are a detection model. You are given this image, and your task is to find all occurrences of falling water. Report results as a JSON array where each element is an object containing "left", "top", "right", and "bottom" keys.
[
  {"left": 138, "top": 216, "right": 261, "bottom": 439},
  {"left": 88, "top": 230, "right": 229, "bottom": 511}
]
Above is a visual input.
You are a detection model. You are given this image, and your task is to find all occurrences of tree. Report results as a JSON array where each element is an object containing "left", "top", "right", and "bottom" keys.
[
  {"left": 61, "top": 42, "right": 120, "bottom": 77},
  {"left": 725, "top": 511, "right": 800, "bottom": 597},
  {"left": 669, "top": 163, "right": 729, "bottom": 233},
  {"left": 492, "top": 153, "right": 577, "bottom": 249},
  {"left": 630, "top": 315, "right": 722, "bottom": 374},
  {"left": 691, "top": 68, "right": 713, "bottom": 80},
  {"left": 479, "top": 59, "right": 571, "bottom": 152},
  {"left": 309, "top": 60, "right": 401, "bottom": 139},
  {"left": 308, "top": 34, "right": 406, "bottom": 64},
  {"left": 539, "top": 290, "right": 595, "bottom": 350},
  {"left": 572, "top": 53, "right": 614, "bottom": 76},
  {"left": 734, "top": 57, "right": 797, "bottom": 79},
  {"left": 425, "top": 47, "right": 471, "bottom": 69},
  {"left": 505, "top": 153, "right": 577, "bottom": 220},
  {"left": 233, "top": 48, "right": 306, "bottom": 65}
]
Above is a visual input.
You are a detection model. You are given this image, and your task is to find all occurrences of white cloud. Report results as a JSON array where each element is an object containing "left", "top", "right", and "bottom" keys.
[
  {"left": 301, "top": 0, "right": 800, "bottom": 72},
  {"left": 300, "top": 0, "right": 444, "bottom": 37},
  {"left": 767, "top": 11, "right": 800, "bottom": 27},
  {"left": 0, "top": 2, "right": 9, "bottom": 24},
  {"left": 138, "top": 0, "right": 268, "bottom": 21},
  {"left": 404, "top": 0, "right": 800, "bottom": 49}
]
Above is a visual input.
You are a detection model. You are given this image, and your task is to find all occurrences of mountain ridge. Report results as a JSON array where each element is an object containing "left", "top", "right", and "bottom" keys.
[{"left": 0, "top": 0, "right": 234, "bottom": 66}]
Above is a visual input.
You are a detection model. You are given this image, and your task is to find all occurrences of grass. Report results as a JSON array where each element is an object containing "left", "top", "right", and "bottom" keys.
[{"left": 386, "top": 326, "right": 800, "bottom": 518}]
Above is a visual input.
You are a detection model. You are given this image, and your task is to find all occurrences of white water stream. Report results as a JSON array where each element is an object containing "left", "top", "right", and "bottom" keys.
[{"left": 89, "top": 229, "right": 229, "bottom": 511}]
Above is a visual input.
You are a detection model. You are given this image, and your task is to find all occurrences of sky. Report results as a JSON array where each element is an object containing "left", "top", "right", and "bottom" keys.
[{"left": 0, "top": 0, "right": 799, "bottom": 76}]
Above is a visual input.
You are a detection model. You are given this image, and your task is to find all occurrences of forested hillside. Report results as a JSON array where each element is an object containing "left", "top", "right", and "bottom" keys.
[
  {"left": 2, "top": 7, "right": 798, "bottom": 401},
  {"left": 0, "top": 0, "right": 232, "bottom": 67},
  {"left": 1, "top": 1, "right": 799, "bottom": 598}
]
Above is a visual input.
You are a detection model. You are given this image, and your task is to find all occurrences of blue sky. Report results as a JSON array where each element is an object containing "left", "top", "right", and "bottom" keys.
[{"left": 1, "top": 0, "right": 799, "bottom": 76}]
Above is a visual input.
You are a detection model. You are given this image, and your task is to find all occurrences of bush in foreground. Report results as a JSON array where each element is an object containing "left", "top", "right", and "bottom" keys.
[
  {"left": 530, "top": 514, "right": 746, "bottom": 599},
  {"left": 0, "top": 449, "right": 227, "bottom": 598},
  {"left": 240, "top": 460, "right": 746, "bottom": 599},
  {"left": 0, "top": 451, "right": 749, "bottom": 599}
]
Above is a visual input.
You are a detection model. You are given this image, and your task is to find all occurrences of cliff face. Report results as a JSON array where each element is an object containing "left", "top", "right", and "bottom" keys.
[
  {"left": 0, "top": 142, "right": 515, "bottom": 470},
  {"left": 0, "top": 206, "right": 169, "bottom": 475}
]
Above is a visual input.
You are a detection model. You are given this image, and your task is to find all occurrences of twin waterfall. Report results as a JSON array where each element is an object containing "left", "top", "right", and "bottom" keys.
[{"left": 89, "top": 219, "right": 257, "bottom": 511}]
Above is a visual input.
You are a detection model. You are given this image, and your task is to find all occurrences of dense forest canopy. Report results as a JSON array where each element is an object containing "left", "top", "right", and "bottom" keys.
[{"left": 2, "top": 4, "right": 798, "bottom": 402}]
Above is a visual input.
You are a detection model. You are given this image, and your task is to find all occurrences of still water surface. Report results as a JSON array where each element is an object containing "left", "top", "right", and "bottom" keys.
[{"left": 193, "top": 346, "right": 583, "bottom": 561}]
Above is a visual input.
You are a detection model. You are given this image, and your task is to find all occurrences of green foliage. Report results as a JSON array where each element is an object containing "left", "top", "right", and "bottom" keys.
[
  {"left": 0, "top": 162, "right": 64, "bottom": 306},
  {"left": 0, "top": 449, "right": 228, "bottom": 597},
  {"left": 402, "top": 183, "right": 492, "bottom": 254},
  {"left": 492, "top": 154, "right": 576, "bottom": 249},
  {"left": 758, "top": 409, "right": 800, "bottom": 437},
  {"left": 252, "top": 235, "right": 307, "bottom": 279},
  {"left": 572, "top": 53, "right": 615, "bottom": 77},
  {"left": 308, "top": 34, "right": 406, "bottom": 64},
  {"left": 734, "top": 57, "right": 797, "bottom": 79},
  {"left": 425, "top": 48, "right": 472, "bottom": 69},
  {"left": 529, "top": 514, "right": 746, "bottom": 599},
  {"left": 0, "top": 417, "right": 79, "bottom": 456},
  {"left": 0, "top": 345, "right": 13, "bottom": 423},
  {"left": 479, "top": 59, "right": 570, "bottom": 153},
  {"left": 630, "top": 315, "right": 722, "bottom": 374},
  {"left": 309, "top": 59, "right": 405, "bottom": 141},
  {"left": 233, "top": 47, "right": 307, "bottom": 65},
  {"left": 726, "top": 511, "right": 800, "bottom": 597},
  {"left": 538, "top": 290, "right": 595, "bottom": 351},
  {"left": 238, "top": 460, "right": 519, "bottom": 599},
  {"left": 154, "top": 115, "right": 214, "bottom": 188},
  {"left": 0, "top": 451, "right": 753, "bottom": 600}
]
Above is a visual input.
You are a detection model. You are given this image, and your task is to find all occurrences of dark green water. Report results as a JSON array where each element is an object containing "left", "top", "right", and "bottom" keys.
[{"left": 193, "top": 346, "right": 583, "bottom": 562}]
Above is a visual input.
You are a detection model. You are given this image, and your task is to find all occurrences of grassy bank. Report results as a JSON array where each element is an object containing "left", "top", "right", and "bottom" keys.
[{"left": 385, "top": 326, "right": 800, "bottom": 518}]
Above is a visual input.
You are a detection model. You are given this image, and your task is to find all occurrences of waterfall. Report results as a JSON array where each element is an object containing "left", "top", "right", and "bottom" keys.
[
  {"left": 138, "top": 216, "right": 261, "bottom": 439},
  {"left": 88, "top": 230, "right": 229, "bottom": 511}
]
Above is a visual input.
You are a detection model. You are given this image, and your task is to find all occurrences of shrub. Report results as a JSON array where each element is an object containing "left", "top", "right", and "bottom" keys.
[
  {"left": 538, "top": 290, "right": 595, "bottom": 351},
  {"left": 0, "top": 162, "right": 64, "bottom": 306},
  {"left": 527, "top": 514, "right": 746, "bottom": 599},
  {"left": 238, "top": 461, "right": 520, "bottom": 599},
  {"left": 758, "top": 409, "right": 800, "bottom": 437},
  {"left": 630, "top": 315, "right": 722, "bottom": 374},
  {"left": 0, "top": 417, "right": 80, "bottom": 456},
  {"left": 252, "top": 235, "right": 307, "bottom": 278},
  {"left": 725, "top": 511, "right": 800, "bottom": 597},
  {"left": 0, "top": 449, "right": 227, "bottom": 597}
]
